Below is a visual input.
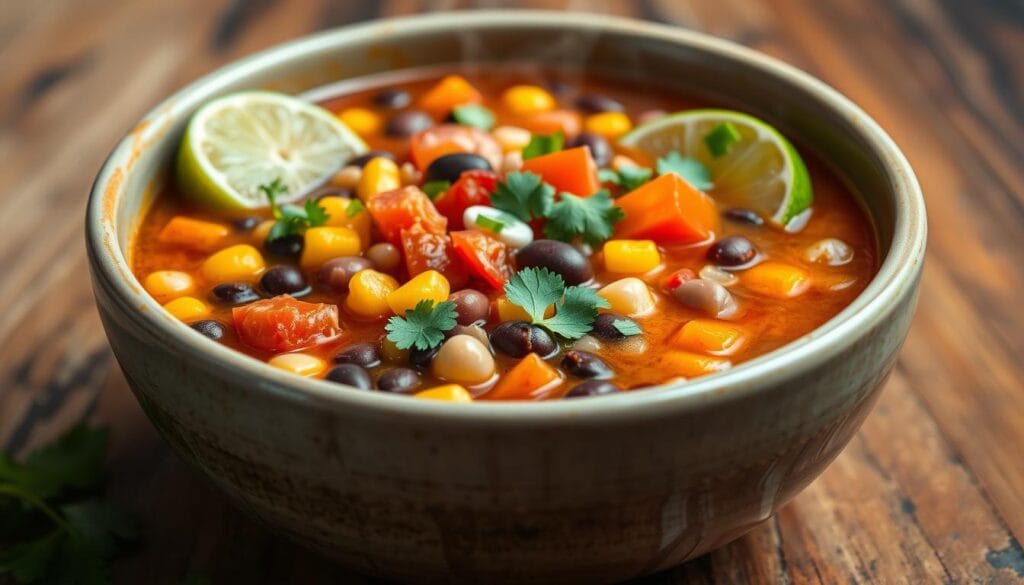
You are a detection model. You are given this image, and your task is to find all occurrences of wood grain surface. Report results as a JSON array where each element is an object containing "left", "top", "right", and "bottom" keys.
[{"left": 1, "top": 0, "right": 1022, "bottom": 583}]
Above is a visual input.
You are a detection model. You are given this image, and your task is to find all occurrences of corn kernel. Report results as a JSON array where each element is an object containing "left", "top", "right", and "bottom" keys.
[
  {"left": 320, "top": 196, "right": 372, "bottom": 244},
  {"left": 671, "top": 319, "right": 748, "bottom": 356},
  {"left": 603, "top": 240, "right": 661, "bottom": 273},
  {"left": 662, "top": 350, "right": 732, "bottom": 378},
  {"left": 143, "top": 270, "right": 195, "bottom": 302},
  {"left": 357, "top": 157, "right": 401, "bottom": 201},
  {"left": 268, "top": 353, "right": 327, "bottom": 377},
  {"left": 386, "top": 270, "right": 450, "bottom": 315},
  {"left": 158, "top": 216, "right": 229, "bottom": 252},
  {"left": 597, "top": 278, "right": 656, "bottom": 317},
  {"left": 492, "top": 125, "right": 532, "bottom": 152},
  {"left": 585, "top": 111, "right": 633, "bottom": 140},
  {"left": 162, "top": 296, "right": 210, "bottom": 322},
  {"left": 252, "top": 219, "right": 275, "bottom": 244},
  {"left": 502, "top": 85, "right": 556, "bottom": 116},
  {"left": 743, "top": 262, "right": 810, "bottom": 298},
  {"left": 495, "top": 296, "right": 553, "bottom": 322},
  {"left": 200, "top": 244, "right": 266, "bottom": 283},
  {"left": 337, "top": 107, "right": 381, "bottom": 136},
  {"left": 300, "top": 226, "right": 361, "bottom": 271},
  {"left": 414, "top": 384, "right": 473, "bottom": 403},
  {"left": 345, "top": 269, "right": 399, "bottom": 319}
]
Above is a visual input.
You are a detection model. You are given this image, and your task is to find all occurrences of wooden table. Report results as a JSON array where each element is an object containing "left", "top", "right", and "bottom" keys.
[{"left": 2, "top": 0, "right": 1022, "bottom": 582}]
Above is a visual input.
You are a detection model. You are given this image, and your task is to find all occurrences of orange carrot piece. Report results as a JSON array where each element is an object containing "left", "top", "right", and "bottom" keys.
[
  {"left": 418, "top": 75, "right": 483, "bottom": 116},
  {"left": 517, "top": 109, "right": 581, "bottom": 137},
  {"left": 158, "top": 216, "right": 230, "bottom": 252},
  {"left": 613, "top": 173, "right": 718, "bottom": 244},
  {"left": 520, "top": 146, "right": 601, "bottom": 197},
  {"left": 488, "top": 353, "right": 563, "bottom": 400}
]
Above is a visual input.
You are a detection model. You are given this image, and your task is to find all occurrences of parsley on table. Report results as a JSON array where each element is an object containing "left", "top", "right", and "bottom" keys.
[
  {"left": 599, "top": 166, "right": 653, "bottom": 191},
  {"left": 452, "top": 104, "right": 495, "bottom": 131},
  {"left": 543, "top": 190, "right": 624, "bottom": 247},
  {"left": 656, "top": 152, "right": 712, "bottom": 191},
  {"left": 385, "top": 300, "right": 459, "bottom": 351},
  {"left": 0, "top": 425, "right": 137, "bottom": 585},
  {"left": 259, "top": 178, "right": 331, "bottom": 241},
  {"left": 522, "top": 131, "right": 564, "bottom": 160},
  {"left": 489, "top": 171, "right": 555, "bottom": 222},
  {"left": 504, "top": 267, "right": 610, "bottom": 340}
]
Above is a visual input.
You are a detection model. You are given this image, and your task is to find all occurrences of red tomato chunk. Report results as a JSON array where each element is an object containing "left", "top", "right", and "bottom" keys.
[{"left": 233, "top": 296, "right": 343, "bottom": 353}]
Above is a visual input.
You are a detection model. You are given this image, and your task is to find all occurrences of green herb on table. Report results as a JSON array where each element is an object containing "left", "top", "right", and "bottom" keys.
[
  {"left": 522, "top": 131, "right": 564, "bottom": 160},
  {"left": 385, "top": 300, "right": 459, "bottom": 351},
  {"left": 504, "top": 267, "right": 610, "bottom": 340},
  {"left": 260, "top": 178, "right": 330, "bottom": 241},
  {"left": 656, "top": 152, "right": 712, "bottom": 191}
]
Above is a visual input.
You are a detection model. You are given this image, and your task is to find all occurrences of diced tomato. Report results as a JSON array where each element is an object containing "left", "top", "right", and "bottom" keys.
[
  {"left": 614, "top": 173, "right": 718, "bottom": 244},
  {"left": 366, "top": 186, "right": 447, "bottom": 246},
  {"left": 433, "top": 170, "right": 499, "bottom": 229},
  {"left": 409, "top": 124, "right": 502, "bottom": 171},
  {"left": 450, "top": 229, "right": 513, "bottom": 290},
  {"left": 520, "top": 146, "right": 600, "bottom": 197},
  {"left": 233, "top": 296, "right": 342, "bottom": 353},
  {"left": 401, "top": 222, "right": 468, "bottom": 290}
]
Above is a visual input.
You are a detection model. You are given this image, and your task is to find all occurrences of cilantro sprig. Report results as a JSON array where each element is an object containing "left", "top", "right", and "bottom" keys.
[
  {"left": 522, "top": 131, "right": 564, "bottom": 159},
  {"left": 599, "top": 166, "right": 653, "bottom": 191},
  {"left": 260, "top": 178, "right": 331, "bottom": 241},
  {"left": 385, "top": 300, "right": 459, "bottom": 350},
  {"left": 504, "top": 267, "right": 610, "bottom": 339},
  {"left": 657, "top": 152, "right": 712, "bottom": 191}
]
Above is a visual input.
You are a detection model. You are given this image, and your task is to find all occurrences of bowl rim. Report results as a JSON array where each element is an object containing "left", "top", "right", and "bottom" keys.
[{"left": 86, "top": 10, "right": 926, "bottom": 424}]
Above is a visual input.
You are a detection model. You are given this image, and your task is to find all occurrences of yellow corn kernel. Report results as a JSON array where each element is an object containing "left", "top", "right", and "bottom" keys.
[
  {"left": 386, "top": 270, "right": 451, "bottom": 315},
  {"left": 414, "top": 384, "right": 473, "bottom": 403},
  {"left": 337, "top": 107, "right": 381, "bottom": 136},
  {"left": 495, "top": 296, "right": 553, "bottom": 322},
  {"left": 320, "top": 196, "right": 372, "bottom": 244},
  {"left": 162, "top": 296, "right": 210, "bottom": 322},
  {"left": 502, "top": 85, "right": 556, "bottom": 116},
  {"left": 662, "top": 350, "right": 732, "bottom": 378},
  {"left": 201, "top": 244, "right": 266, "bottom": 283},
  {"left": 158, "top": 216, "right": 230, "bottom": 252},
  {"left": 597, "top": 278, "right": 656, "bottom": 317},
  {"left": 345, "top": 269, "right": 400, "bottom": 319},
  {"left": 300, "top": 226, "right": 362, "bottom": 271},
  {"left": 492, "top": 125, "right": 532, "bottom": 153},
  {"left": 584, "top": 111, "right": 633, "bottom": 140},
  {"left": 268, "top": 353, "right": 327, "bottom": 377},
  {"left": 671, "top": 319, "right": 748, "bottom": 356},
  {"left": 252, "top": 219, "right": 275, "bottom": 244},
  {"left": 603, "top": 240, "right": 661, "bottom": 274},
  {"left": 143, "top": 270, "right": 195, "bottom": 302},
  {"left": 357, "top": 157, "right": 401, "bottom": 201},
  {"left": 743, "top": 262, "right": 810, "bottom": 299}
]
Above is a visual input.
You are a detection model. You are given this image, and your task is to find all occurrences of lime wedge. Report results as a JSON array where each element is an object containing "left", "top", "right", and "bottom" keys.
[
  {"left": 176, "top": 91, "right": 367, "bottom": 211},
  {"left": 619, "top": 109, "right": 812, "bottom": 229}
]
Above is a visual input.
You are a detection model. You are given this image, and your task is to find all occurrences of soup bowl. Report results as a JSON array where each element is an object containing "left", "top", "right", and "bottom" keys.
[{"left": 86, "top": 11, "right": 925, "bottom": 584}]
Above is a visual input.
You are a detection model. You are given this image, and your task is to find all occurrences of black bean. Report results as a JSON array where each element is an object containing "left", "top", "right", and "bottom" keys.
[
  {"left": 377, "top": 367, "right": 421, "bottom": 393},
  {"left": 260, "top": 265, "right": 309, "bottom": 296},
  {"left": 409, "top": 346, "right": 440, "bottom": 370},
  {"left": 373, "top": 88, "right": 411, "bottom": 109},
  {"left": 515, "top": 240, "right": 593, "bottom": 285},
  {"left": 724, "top": 208, "right": 765, "bottom": 226},
  {"left": 546, "top": 80, "right": 573, "bottom": 98},
  {"left": 565, "top": 380, "right": 621, "bottom": 398},
  {"left": 190, "top": 320, "right": 226, "bottom": 341},
  {"left": 386, "top": 110, "right": 433, "bottom": 137},
  {"left": 489, "top": 321, "right": 557, "bottom": 359},
  {"left": 232, "top": 216, "right": 261, "bottom": 231},
  {"left": 325, "top": 364, "right": 373, "bottom": 389},
  {"left": 423, "top": 153, "right": 493, "bottom": 184},
  {"left": 566, "top": 132, "right": 612, "bottom": 167},
  {"left": 707, "top": 236, "right": 758, "bottom": 267},
  {"left": 211, "top": 282, "right": 260, "bottom": 305},
  {"left": 264, "top": 234, "right": 303, "bottom": 259},
  {"left": 449, "top": 289, "right": 490, "bottom": 325},
  {"left": 319, "top": 256, "right": 374, "bottom": 292},
  {"left": 334, "top": 343, "right": 380, "bottom": 367},
  {"left": 591, "top": 313, "right": 639, "bottom": 340},
  {"left": 561, "top": 350, "right": 613, "bottom": 379},
  {"left": 575, "top": 93, "right": 624, "bottom": 114},
  {"left": 349, "top": 150, "right": 397, "bottom": 168}
]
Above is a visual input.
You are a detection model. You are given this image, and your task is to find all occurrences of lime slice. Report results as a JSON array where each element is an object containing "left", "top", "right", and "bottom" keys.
[
  {"left": 176, "top": 91, "right": 367, "bottom": 211},
  {"left": 619, "top": 109, "right": 812, "bottom": 228}
]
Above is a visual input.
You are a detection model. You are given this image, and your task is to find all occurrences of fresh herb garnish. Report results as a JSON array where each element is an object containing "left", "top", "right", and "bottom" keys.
[
  {"left": 474, "top": 214, "right": 505, "bottom": 233},
  {"left": 504, "top": 267, "right": 610, "bottom": 340},
  {"left": 656, "top": 152, "right": 712, "bottom": 191},
  {"left": 452, "top": 104, "right": 496, "bottom": 131},
  {"left": 0, "top": 425, "right": 137, "bottom": 585},
  {"left": 490, "top": 171, "right": 555, "bottom": 222},
  {"left": 543, "top": 190, "right": 624, "bottom": 246},
  {"left": 345, "top": 198, "right": 366, "bottom": 218},
  {"left": 612, "top": 319, "right": 643, "bottom": 336},
  {"left": 522, "top": 131, "right": 564, "bottom": 160},
  {"left": 599, "top": 166, "right": 653, "bottom": 191},
  {"left": 260, "top": 178, "right": 331, "bottom": 241},
  {"left": 422, "top": 180, "right": 451, "bottom": 200},
  {"left": 704, "top": 122, "right": 741, "bottom": 158},
  {"left": 384, "top": 300, "right": 459, "bottom": 350}
]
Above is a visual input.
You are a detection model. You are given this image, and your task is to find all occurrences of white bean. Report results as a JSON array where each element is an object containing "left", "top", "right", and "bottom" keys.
[
  {"left": 805, "top": 238, "right": 853, "bottom": 265},
  {"left": 463, "top": 205, "right": 533, "bottom": 249}
]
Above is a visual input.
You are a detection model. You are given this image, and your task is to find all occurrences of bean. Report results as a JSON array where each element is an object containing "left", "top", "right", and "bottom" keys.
[
  {"left": 386, "top": 110, "right": 433, "bottom": 137},
  {"left": 490, "top": 321, "right": 557, "bottom": 359},
  {"left": 373, "top": 88, "right": 411, "bottom": 109},
  {"left": 432, "top": 334, "right": 495, "bottom": 385},
  {"left": 724, "top": 208, "right": 764, "bottom": 226},
  {"left": 211, "top": 282, "right": 261, "bottom": 305},
  {"left": 546, "top": 80, "right": 573, "bottom": 98},
  {"left": 446, "top": 324, "right": 490, "bottom": 347},
  {"left": 409, "top": 346, "right": 440, "bottom": 370},
  {"left": 575, "top": 93, "right": 624, "bottom": 113},
  {"left": 318, "top": 256, "right": 374, "bottom": 292},
  {"left": 377, "top": 367, "right": 421, "bottom": 393},
  {"left": 805, "top": 238, "right": 853, "bottom": 266},
  {"left": 232, "top": 216, "right": 261, "bottom": 231},
  {"left": 566, "top": 132, "right": 612, "bottom": 167},
  {"left": 565, "top": 380, "right": 621, "bottom": 398},
  {"left": 334, "top": 343, "right": 381, "bottom": 367},
  {"left": 515, "top": 240, "right": 593, "bottom": 285},
  {"left": 264, "top": 234, "right": 303, "bottom": 259},
  {"left": 671, "top": 278, "right": 738, "bottom": 319},
  {"left": 191, "top": 320, "right": 226, "bottom": 341},
  {"left": 366, "top": 243, "right": 401, "bottom": 273},
  {"left": 449, "top": 289, "right": 490, "bottom": 325},
  {"left": 325, "top": 364, "right": 373, "bottom": 389},
  {"left": 561, "top": 350, "right": 613, "bottom": 379},
  {"left": 591, "top": 313, "right": 639, "bottom": 340},
  {"left": 423, "top": 153, "right": 493, "bottom": 184},
  {"left": 260, "top": 265, "right": 309, "bottom": 296},
  {"left": 349, "top": 150, "right": 397, "bottom": 168},
  {"left": 707, "top": 236, "right": 758, "bottom": 267}
]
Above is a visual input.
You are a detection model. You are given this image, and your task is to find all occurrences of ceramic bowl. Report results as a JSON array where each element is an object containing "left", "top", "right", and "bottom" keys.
[{"left": 86, "top": 11, "right": 926, "bottom": 584}]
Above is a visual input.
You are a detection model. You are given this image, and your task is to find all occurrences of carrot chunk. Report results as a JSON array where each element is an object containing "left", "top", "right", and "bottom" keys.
[
  {"left": 516, "top": 109, "right": 581, "bottom": 137},
  {"left": 488, "top": 353, "right": 563, "bottom": 400},
  {"left": 613, "top": 173, "right": 718, "bottom": 244},
  {"left": 520, "top": 146, "right": 600, "bottom": 197},
  {"left": 418, "top": 75, "right": 483, "bottom": 117},
  {"left": 158, "top": 216, "right": 229, "bottom": 252}
]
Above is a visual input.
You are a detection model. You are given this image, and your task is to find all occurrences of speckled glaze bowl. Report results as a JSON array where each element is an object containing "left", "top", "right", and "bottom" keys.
[{"left": 86, "top": 11, "right": 926, "bottom": 584}]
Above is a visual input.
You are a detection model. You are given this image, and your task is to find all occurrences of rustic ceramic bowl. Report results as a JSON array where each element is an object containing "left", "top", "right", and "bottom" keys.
[{"left": 86, "top": 11, "right": 926, "bottom": 585}]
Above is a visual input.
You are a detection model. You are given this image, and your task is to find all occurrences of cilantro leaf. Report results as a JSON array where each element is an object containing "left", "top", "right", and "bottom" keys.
[
  {"left": 452, "top": 104, "right": 495, "bottom": 130},
  {"left": 0, "top": 425, "right": 108, "bottom": 500},
  {"left": 542, "top": 286, "right": 610, "bottom": 339},
  {"left": 543, "top": 190, "right": 624, "bottom": 246},
  {"left": 704, "top": 122, "right": 742, "bottom": 158},
  {"left": 598, "top": 168, "right": 620, "bottom": 184},
  {"left": 384, "top": 300, "right": 459, "bottom": 350},
  {"left": 260, "top": 178, "right": 287, "bottom": 218},
  {"left": 504, "top": 268, "right": 565, "bottom": 322},
  {"left": 258, "top": 178, "right": 330, "bottom": 241},
  {"left": 503, "top": 268, "right": 608, "bottom": 339},
  {"left": 600, "top": 166, "right": 653, "bottom": 191},
  {"left": 422, "top": 180, "right": 450, "bottom": 200},
  {"left": 612, "top": 319, "right": 643, "bottom": 336},
  {"left": 304, "top": 199, "right": 329, "bottom": 226},
  {"left": 345, "top": 198, "right": 366, "bottom": 218},
  {"left": 657, "top": 152, "right": 712, "bottom": 191},
  {"left": 490, "top": 172, "right": 555, "bottom": 222},
  {"left": 522, "top": 132, "right": 564, "bottom": 160}
]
